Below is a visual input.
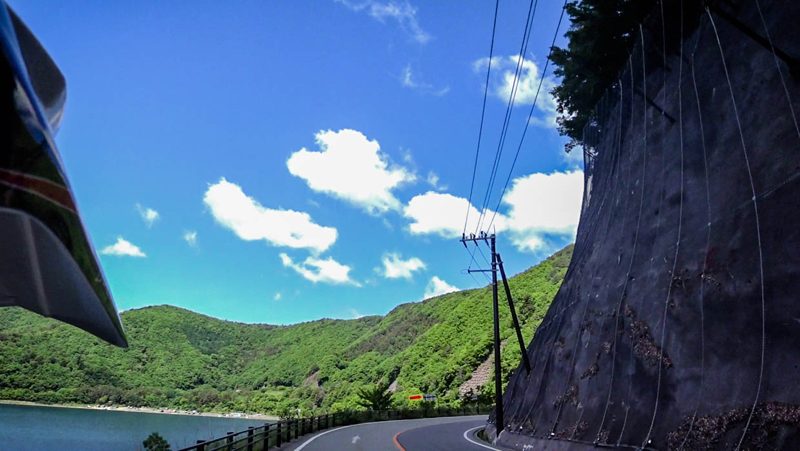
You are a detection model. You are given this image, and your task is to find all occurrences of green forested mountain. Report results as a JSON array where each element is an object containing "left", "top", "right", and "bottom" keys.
[{"left": 0, "top": 246, "right": 572, "bottom": 416}]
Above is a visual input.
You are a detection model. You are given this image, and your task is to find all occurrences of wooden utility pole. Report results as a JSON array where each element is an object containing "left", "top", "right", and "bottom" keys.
[
  {"left": 460, "top": 231, "right": 531, "bottom": 435},
  {"left": 490, "top": 234, "right": 504, "bottom": 434}
]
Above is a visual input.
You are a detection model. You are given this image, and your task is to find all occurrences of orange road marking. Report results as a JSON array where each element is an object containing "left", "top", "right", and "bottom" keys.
[{"left": 392, "top": 430, "right": 407, "bottom": 451}]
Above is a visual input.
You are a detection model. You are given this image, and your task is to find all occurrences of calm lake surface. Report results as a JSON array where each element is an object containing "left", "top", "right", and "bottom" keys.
[{"left": 0, "top": 403, "right": 272, "bottom": 450}]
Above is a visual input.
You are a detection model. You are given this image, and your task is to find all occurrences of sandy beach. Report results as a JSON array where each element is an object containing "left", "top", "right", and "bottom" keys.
[{"left": 0, "top": 399, "right": 278, "bottom": 421}]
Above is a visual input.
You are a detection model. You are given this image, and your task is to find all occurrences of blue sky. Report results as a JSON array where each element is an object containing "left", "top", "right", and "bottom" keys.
[{"left": 12, "top": 0, "right": 583, "bottom": 325}]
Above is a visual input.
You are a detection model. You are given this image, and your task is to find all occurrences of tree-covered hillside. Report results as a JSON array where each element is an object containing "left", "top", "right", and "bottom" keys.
[{"left": 0, "top": 246, "right": 572, "bottom": 416}]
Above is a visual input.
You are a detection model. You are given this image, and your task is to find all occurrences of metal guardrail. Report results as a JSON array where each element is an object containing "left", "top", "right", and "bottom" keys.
[{"left": 178, "top": 405, "right": 494, "bottom": 451}]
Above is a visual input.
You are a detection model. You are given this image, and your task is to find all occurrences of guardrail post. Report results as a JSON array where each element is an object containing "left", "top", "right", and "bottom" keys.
[
  {"left": 246, "top": 426, "right": 254, "bottom": 451},
  {"left": 226, "top": 432, "right": 234, "bottom": 451},
  {"left": 196, "top": 440, "right": 205, "bottom": 451},
  {"left": 275, "top": 422, "right": 281, "bottom": 448}
]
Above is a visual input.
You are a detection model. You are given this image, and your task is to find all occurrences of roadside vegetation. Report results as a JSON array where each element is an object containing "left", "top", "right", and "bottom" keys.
[{"left": 0, "top": 246, "right": 572, "bottom": 416}]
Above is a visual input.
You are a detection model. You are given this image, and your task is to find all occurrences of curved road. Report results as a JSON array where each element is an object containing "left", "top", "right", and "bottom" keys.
[{"left": 281, "top": 415, "right": 507, "bottom": 451}]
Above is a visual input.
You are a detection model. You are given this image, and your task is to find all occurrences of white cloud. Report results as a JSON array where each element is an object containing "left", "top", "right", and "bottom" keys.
[
  {"left": 337, "top": 0, "right": 430, "bottom": 44},
  {"left": 423, "top": 276, "right": 458, "bottom": 299},
  {"left": 400, "top": 148, "right": 415, "bottom": 164},
  {"left": 400, "top": 64, "right": 449, "bottom": 96},
  {"left": 101, "top": 237, "right": 146, "bottom": 258},
  {"left": 381, "top": 253, "right": 426, "bottom": 279},
  {"left": 280, "top": 253, "right": 360, "bottom": 286},
  {"left": 502, "top": 170, "right": 584, "bottom": 252},
  {"left": 136, "top": 204, "right": 160, "bottom": 227},
  {"left": 403, "top": 191, "right": 506, "bottom": 238},
  {"left": 287, "top": 129, "right": 415, "bottom": 214},
  {"left": 204, "top": 178, "right": 337, "bottom": 253},
  {"left": 403, "top": 170, "right": 584, "bottom": 253},
  {"left": 183, "top": 230, "right": 198, "bottom": 247},
  {"left": 401, "top": 64, "right": 415, "bottom": 88},
  {"left": 273, "top": 292, "right": 282, "bottom": 301},
  {"left": 425, "top": 171, "right": 447, "bottom": 191},
  {"left": 473, "top": 55, "right": 559, "bottom": 128},
  {"left": 349, "top": 308, "right": 366, "bottom": 319},
  {"left": 562, "top": 144, "right": 586, "bottom": 169}
]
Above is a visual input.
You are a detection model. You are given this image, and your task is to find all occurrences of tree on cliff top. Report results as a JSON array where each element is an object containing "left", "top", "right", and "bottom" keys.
[{"left": 551, "top": 0, "right": 656, "bottom": 147}]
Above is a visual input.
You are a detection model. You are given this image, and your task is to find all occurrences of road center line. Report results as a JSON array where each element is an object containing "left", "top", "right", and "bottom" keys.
[{"left": 392, "top": 430, "right": 408, "bottom": 451}]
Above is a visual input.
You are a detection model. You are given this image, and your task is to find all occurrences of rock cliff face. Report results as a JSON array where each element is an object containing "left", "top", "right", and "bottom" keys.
[{"left": 492, "top": 1, "right": 800, "bottom": 449}]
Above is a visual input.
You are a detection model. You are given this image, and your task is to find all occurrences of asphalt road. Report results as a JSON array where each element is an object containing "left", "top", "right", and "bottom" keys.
[{"left": 280, "top": 415, "right": 506, "bottom": 451}]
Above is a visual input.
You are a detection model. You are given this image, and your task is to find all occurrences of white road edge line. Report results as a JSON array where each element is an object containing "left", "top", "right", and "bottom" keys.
[
  {"left": 463, "top": 425, "right": 501, "bottom": 450},
  {"left": 294, "top": 424, "right": 357, "bottom": 451}
]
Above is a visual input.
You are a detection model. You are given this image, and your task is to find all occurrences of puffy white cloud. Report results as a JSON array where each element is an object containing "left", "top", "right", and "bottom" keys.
[
  {"left": 337, "top": 0, "right": 430, "bottom": 44},
  {"left": 473, "top": 55, "right": 559, "bottom": 127},
  {"left": 423, "top": 276, "right": 458, "bottom": 299},
  {"left": 381, "top": 253, "right": 425, "bottom": 279},
  {"left": 183, "top": 230, "right": 198, "bottom": 247},
  {"left": 136, "top": 204, "right": 159, "bottom": 227},
  {"left": 403, "top": 191, "right": 506, "bottom": 238},
  {"left": 403, "top": 170, "right": 583, "bottom": 253},
  {"left": 279, "top": 253, "right": 360, "bottom": 286},
  {"left": 287, "top": 129, "right": 415, "bottom": 214},
  {"left": 101, "top": 237, "right": 146, "bottom": 258},
  {"left": 204, "top": 178, "right": 337, "bottom": 253},
  {"left": 502, "top": 170, "right": 584, "bottom": 252}
]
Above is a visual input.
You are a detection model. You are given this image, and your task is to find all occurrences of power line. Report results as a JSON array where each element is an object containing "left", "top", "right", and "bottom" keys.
[
  {"left": 462, "top": 0, "right": 501, "bottom": 236},
  {"left": 474, "top": 0, "right": 541, "bottom": 235},
  {"left": 485, "top": 0, "right": 568, "bottom": 232}
]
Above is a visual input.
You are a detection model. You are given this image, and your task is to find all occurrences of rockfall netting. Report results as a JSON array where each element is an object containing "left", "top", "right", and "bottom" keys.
[{"left": 490, "top": 0, "right": 800, "bottom": 449}]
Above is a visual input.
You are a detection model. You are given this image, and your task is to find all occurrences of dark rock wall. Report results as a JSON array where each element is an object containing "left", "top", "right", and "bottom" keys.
[{"left": 493, "top": 1, "right": 800, "bottom": 449}]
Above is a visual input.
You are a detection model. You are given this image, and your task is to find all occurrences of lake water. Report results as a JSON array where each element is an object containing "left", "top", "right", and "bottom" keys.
[{"left": 0, "top": 403, "right": 272, "bottom": 450}]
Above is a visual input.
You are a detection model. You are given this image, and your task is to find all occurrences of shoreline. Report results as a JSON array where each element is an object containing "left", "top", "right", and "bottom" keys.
[{"left": 0, "top": 399, "right": 278, "bottom": 421}]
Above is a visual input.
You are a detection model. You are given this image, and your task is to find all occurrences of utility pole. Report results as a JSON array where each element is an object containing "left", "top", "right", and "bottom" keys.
[
  {"left": 490, "top": 234, "right": 504, "bottom": 434},
  {"left": 460, "top": 231, "right": 530, "bottom": 435}
]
